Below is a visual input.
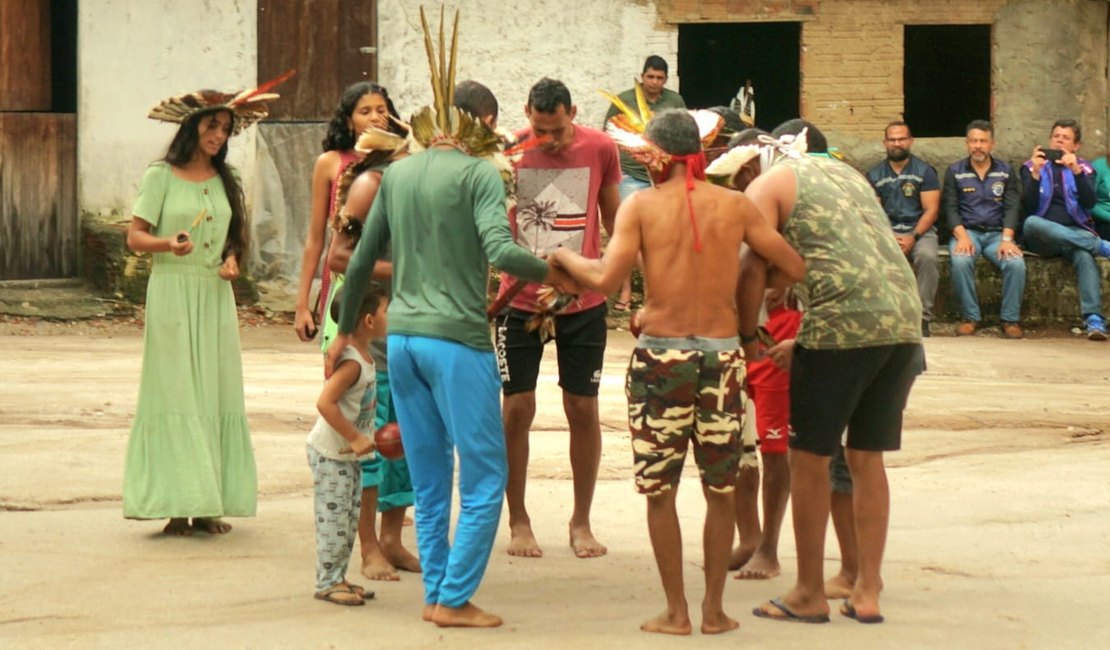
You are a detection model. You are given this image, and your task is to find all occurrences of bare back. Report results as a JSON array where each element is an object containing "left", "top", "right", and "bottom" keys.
[{"left": 632, "top": 177, "right": 751, "bottom": 338}]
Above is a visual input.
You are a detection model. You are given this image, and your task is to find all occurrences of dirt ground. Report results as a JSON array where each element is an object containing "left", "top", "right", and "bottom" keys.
[{"left": 1, "top": 318, "right": 1108, "bottom": 649}]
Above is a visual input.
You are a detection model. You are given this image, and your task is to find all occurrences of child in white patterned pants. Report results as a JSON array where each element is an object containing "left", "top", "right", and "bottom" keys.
[{"left": 307, "top": 285, "right": 388, "bottom": 606}]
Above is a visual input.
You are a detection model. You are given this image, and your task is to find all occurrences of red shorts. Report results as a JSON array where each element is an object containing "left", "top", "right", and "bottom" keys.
[{"left": 749, "top": 385, "right": 790, "bottom": 455}]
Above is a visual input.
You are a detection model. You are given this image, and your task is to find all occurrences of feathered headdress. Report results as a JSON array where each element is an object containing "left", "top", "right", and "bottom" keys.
[
  {"left": 408, "top": 6, "right": 501, "bottom": 157},
  {"left": 704, "top": 129, "right": 810, "bottom": 188},
  {"left": 148, "top": 69, "right": 296, "bottom": 135},
  {"left": 332, "top": 120, "right": 412, "bottom": 238},
  {"left": 599, "top": 82, "right": 724, "bottom": 173}
]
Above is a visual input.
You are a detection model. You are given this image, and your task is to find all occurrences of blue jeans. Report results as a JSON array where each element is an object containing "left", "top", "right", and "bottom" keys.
[
  {"left": 1022, "top": 216, "right": 1103, "bottom": 317},
  {"left": 387, "top": 334, "right": 507, "bottom": 609},
  {"left": 618, "top": 174, "right": 651, "bottom": 201},
  {"left": 949, "top": 230, "right": 1026, "bottom": 323}
]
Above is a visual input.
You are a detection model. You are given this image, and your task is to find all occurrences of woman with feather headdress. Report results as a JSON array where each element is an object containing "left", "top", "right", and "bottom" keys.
[{"left": 123, "top": 72, "right": 291, "bottom": 535}]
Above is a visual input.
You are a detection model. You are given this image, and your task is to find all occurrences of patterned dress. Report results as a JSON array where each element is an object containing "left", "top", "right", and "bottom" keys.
[{"left": 122, "top": 162, "right": 257, "bottom": 519}]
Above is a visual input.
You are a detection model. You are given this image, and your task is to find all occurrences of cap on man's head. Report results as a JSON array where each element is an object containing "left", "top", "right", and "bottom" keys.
[
  {"left": 645, "top": 109, "right": 701, "bottom": 156},
  {"left": 772, "top": 118, "right": 828, "bottom": 153}
]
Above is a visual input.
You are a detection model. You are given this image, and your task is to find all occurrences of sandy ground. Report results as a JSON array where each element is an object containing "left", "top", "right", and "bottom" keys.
[{"left": 1, "top": 320, "right": 1108, "bottom": 649}]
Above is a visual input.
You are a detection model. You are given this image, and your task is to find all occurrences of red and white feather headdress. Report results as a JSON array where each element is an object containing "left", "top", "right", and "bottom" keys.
[{"left": 147, "top": 70, "right": 295, "bottom": 135}]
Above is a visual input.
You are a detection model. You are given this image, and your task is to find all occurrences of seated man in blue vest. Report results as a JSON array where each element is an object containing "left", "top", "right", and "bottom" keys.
[
  {"left": 866, "top": 122, "right": 940, "bottom": 336},
  {"left": 1020, "top": 119, "right": 1110, "bottom": 341},
  {"left": 943, "top": 120, "right": 1026, "bottom": 338}
]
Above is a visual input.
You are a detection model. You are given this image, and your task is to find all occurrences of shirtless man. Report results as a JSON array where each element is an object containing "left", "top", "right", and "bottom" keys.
[{"left": 551, "top": 110, "right": 805, "bottom": 635}]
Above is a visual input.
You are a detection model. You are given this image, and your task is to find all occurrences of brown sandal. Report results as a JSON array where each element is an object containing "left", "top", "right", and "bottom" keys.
[
  {"left": 314, "top": 584, "right": 364, "bottom": 606},
  {"left": 342, "top": 582, "right": 375, "bottom": 601}
]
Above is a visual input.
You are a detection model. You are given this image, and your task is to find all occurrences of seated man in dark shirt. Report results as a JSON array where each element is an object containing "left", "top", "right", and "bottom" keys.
[
  {"left": 942, "top": 120, "right": 1026, "bottom": 338},
  {"left": 1020, "top": 119, "right": 1110, "bottom": 341},
  {"left": 866, "top": 122, "right": 940, "bottom": 336}
]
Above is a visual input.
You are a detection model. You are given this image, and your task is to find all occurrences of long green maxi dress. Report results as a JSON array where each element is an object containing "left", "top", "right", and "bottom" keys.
[{"left": 122, "top": 162, "right": 257, "bottom": 519}]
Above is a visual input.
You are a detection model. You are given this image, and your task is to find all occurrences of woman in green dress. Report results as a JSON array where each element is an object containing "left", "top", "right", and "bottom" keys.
[{"left": 122, "top": 80, "right": 286, "bottom": 535}]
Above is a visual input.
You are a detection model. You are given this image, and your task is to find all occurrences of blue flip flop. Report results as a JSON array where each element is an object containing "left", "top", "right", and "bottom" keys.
[
  {"left": 751, "top": 597, "right": 830, "bottom": 624},
  {"left": 841, "top": 600, "right": 885, "bottom": 624}
]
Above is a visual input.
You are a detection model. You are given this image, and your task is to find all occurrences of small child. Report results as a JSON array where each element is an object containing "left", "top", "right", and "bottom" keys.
[
  {"left": 733, "top": 287, "right": 801, "bottom": 580},
  {"left": 307, "top": 284, "right": 388, "bottom": 606}
]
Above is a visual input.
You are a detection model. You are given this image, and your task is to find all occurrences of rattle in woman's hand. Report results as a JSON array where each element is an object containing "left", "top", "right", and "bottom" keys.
[{"left": 176, "top": 209, "right": 208, "bottom": 243}]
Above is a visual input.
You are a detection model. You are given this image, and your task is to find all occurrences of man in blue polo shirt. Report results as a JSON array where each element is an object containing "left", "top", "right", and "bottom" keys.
[
  {"left": 942, "top": 120, "right": 1026, "bottom": 338},
  {"left": 866, "top": 121, "right": 940, "bottom": 336}
]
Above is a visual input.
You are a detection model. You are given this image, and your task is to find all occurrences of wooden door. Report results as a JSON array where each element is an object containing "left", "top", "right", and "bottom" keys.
[
  {"left": 258, "top": 0, "right": 379, "bottom": 121},
  {"left": 0, "top": 0, "right": 77, "bottom": 279}
]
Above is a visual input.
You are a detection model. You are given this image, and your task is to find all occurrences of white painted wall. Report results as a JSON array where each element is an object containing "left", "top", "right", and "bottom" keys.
[
  {"left": 78, "top": 0, "right": 257, "bottom": 217},
  {"left": 376, "top": 1, "right": 678, "bottom": 133}
]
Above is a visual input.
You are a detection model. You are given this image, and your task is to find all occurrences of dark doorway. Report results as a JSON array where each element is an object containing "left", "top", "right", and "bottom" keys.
[
  {"left": 50, "top": 0, "right": 77, "bottom": 113},
  {"left": 904, "top": 25, "right": 991, "bottom": 137},
  {"left": 677, "top": 22, "right": 801, "bottom": 131}
]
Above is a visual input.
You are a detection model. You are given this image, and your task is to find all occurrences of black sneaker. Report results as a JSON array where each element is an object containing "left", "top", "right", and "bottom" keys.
[{"left": 921, "top": 320, "right": 930, "bottom": 337}]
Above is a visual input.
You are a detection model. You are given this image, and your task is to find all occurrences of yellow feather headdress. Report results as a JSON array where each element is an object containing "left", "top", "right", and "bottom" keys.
[{"left": 408, "top": 6, "right": 501, "bottom": 157}]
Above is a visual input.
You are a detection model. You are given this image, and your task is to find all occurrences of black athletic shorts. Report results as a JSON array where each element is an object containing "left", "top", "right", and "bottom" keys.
[
  {"left": 494, "top": 303, "right": 607, "bottom": 397},
  {"left": 789, "top": 343, "right": 925, "bottom": 456}
]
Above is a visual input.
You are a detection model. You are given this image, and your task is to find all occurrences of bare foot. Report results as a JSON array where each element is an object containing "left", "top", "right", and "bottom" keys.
[
  {"left": 422, "top": 604, "right": 435, "bottom": 622},
  {"left": 382, "top": 541, "right": 422, "bottom": 573},
  {"left": 701, "top": 610, "right": 740, "bottom": 635},
  {"left": 507, "top": 522, "right": 543, "bottom": 558},
  {"left": 729, "top": 543, "right": 756, "bottom": 571},
  {"left": 432, "top": 602, "right": 503, "bottom": 628},
  {"left": 734, "top": 551, "right": 781, "bottom": 580},
  {"left": 640, "top": 609, "right": 692, "bottom": 636},
  {"left": 191, "top": 517, "right": 231, "bottom": 534},
  {"left": 569, "top": 523, "right": 607, "bottom": 558},
  {"left": 361, "top": 547, "right": 400, "bottom": 581},
  {"left": 163, "top": 518, "right": 192, "bottom": 536},
  {"left": 824, "top": 573, "right": 855, "bottom": 599}
]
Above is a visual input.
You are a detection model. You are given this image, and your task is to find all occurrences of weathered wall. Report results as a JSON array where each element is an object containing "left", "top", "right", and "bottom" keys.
[
  {"left": 77, "top": 0, "right": 258, "bottom": 217},
  {"left": 993, "top": 0, "right": 1108, "bottom": 163},
  {"left": 653, "top": 0, "right": 1108, "bottom": 172},
  {"left": 375, "top": 1, "right": 681, "bottom": 130}
]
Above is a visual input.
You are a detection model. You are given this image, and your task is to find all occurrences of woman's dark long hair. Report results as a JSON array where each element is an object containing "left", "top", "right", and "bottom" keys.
[
  {"left": 163, "top": 108, "right": 248, "bottom": 260},
  {"left": 321, "top": 81, "right": 406, "bottom": 152}
]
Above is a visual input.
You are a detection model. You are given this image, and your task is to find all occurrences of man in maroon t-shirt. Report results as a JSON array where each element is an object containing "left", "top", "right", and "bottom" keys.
[{"left": 493, "top": 77, "right": 621, "bottom": 559}]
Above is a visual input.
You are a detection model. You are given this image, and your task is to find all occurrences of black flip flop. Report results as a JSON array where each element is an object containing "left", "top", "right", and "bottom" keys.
[
  {"left": 751, "top": 597, "right": 830, "bottom": 624},
  {"left": 841, "top": 599, "right": 884, "bottom": 624}
]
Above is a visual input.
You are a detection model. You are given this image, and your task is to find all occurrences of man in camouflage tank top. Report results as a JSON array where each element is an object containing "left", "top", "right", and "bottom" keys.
[{"left": 740, "top": 120, "right": 924, "bottom": 625}]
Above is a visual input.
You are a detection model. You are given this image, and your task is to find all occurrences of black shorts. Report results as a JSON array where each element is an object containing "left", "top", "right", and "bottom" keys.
[
  {"left": 494, "top": 304, "right": 607, "bottom": 397},
  {"left": 789, "top": 343, "right": 925, "bottom": 456}
]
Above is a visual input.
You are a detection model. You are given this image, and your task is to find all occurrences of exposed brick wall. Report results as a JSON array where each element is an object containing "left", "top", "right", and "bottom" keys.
[
  {"left": 657, "top": 0, "right": 1008, "bottom": 137},
  {"left": 654, "top": 0, "right": 1108, "bottom": 161}
]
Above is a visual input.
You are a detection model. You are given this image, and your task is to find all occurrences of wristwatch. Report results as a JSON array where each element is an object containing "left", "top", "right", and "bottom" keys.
[
  {"left": 1002, "top": 235, "right": 1014, "bottom": 243},
  {"left": 912, "top": 231, "right": 923, "bottom": 242}
]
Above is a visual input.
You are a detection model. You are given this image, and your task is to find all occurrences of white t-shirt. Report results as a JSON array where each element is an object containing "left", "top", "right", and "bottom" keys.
[{"left": 306, "top": 347, "right": 376, "bottom": 461}]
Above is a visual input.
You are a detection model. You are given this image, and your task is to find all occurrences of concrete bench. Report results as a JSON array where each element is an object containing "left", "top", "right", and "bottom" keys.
[{"left": 933, "top": 249, "right": 1110, "bottom": 325}]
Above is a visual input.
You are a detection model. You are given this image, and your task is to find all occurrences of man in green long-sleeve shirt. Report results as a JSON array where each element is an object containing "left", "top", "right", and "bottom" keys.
[{"left": 326, "top": 81, "right": 570, "bottom": 629}]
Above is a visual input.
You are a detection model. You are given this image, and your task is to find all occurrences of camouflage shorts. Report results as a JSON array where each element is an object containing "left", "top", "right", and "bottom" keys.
[{"left": 625, "top": 344, "right": 746, "bottom": 496}]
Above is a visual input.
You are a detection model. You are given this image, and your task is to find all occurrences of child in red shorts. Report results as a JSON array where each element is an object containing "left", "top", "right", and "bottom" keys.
[{"left": 731, "top": 288, "right": 801, "bottom": 579}]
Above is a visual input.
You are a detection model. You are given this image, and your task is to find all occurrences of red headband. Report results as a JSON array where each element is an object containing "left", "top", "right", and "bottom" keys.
[{"left": 661, "top": 152, "right": 708, "bottom": 252}]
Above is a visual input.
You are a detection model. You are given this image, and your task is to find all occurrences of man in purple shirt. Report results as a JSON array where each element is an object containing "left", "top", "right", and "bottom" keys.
[{"left": 1020, "top": 119, "right": 1110, "bottom": 340}]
